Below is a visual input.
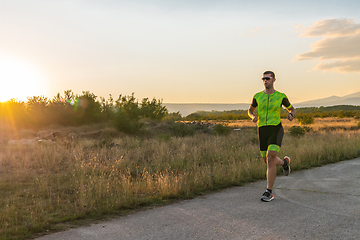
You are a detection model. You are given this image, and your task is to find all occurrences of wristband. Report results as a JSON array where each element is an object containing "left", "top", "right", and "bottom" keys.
[{"left": 289, "top": 113, "right": 293, "bottom": 117}]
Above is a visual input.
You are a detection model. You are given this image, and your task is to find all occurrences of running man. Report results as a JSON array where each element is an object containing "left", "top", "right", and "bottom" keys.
[{"left": 248, "top": 71, "right": 296, "bottom": 202}]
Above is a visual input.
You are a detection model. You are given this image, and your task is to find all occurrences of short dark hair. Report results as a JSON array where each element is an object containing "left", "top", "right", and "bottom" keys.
[{"left": 263, "top": 71, "right": 275, "bottom": 78}]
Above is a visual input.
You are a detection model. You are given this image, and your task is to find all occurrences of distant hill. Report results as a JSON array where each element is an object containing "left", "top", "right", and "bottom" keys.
[
  {"left": 164, "top": 92, "right": 360, "bottom": 116},
  {"left": 164, "top": 103, "right": 250, "bottom": 116},
  {"left": 295, "top": 92, "right": 360, "bottom": 108}
]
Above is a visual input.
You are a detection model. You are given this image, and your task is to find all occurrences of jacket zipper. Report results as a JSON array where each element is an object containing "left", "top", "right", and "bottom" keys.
[{"left": 266, "top": 94, "right": 270, "bottom": 125}]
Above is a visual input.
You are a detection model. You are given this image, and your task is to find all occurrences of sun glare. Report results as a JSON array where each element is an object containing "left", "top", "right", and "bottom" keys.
[{"left": 0, "top": 55, "right": 47, "bottom": 102}]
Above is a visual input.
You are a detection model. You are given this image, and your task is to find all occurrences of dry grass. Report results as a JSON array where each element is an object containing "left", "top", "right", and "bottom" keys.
[
  {"left": 226, "top": 117, "right": 359, "bottom": 131},
  {"left": 0, "top": 119, "right": 359, "bottom": 239}
]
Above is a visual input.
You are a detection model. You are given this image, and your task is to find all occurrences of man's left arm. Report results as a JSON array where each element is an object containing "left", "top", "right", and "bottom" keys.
[
  {"left": 286, "top": 106, "right": 296, "bottom": 121},
  {"left": 282, "top": 97, "right": 296, "bottom": 121}
]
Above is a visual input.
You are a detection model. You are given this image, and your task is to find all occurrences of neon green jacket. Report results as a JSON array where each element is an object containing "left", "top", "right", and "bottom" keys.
[{"left": 251, "top": 90, "right": 292, "bottom": 127}]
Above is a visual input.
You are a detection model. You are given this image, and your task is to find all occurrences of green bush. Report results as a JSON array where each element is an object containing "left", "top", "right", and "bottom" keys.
[
  {"left": 112, "top": 108, "right": 142, "bottom": 134},
  {"left": 337, "top": 110, "right": 355, "bottom": 118},
  {"left": 140, "top": 98, "right": 167, "bottom": 120},
  {"left": 115, "top": 93, "right": 141, "bottom": 122},
  {"left": 296, "top": 114, "right": 314, "bottom": 125},
  {"left": 76, "top": 91, "right": 102, "bottom": 124},
  {"left": 213, "top": 124, "right": 231, "bottom": 135},
  {"left": 169, "top": 123, "right": 195, "bottom": 137},
  {"left": 164, "top": 112, "right": 183, "bottom": 122},
  {"left": 112, "top": 93, "right": 168, "bottom": 134},
  {"left": 303, "top": 126, "right": 312, "bottom": 132},
  {"left": 289, "top": 126, "right": 306, "bottom": 137}
]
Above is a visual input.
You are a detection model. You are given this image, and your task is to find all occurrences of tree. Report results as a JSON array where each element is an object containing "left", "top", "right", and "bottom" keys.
[
  {"left": 113, "top": 93, "right": 142, "bottom": 134},
  {"left": 140, "top": 97, "right": 167, "bottom": 120},
  {"left": 26, "top": 96, "right": 50, "bottom": 127},
  {"left": 100, "top": 94, "right": 115, "bottom": 120},
  {"left": 0, "top": 99, "right": 27, "bottom": 129},
  {"left": 164, "top": 111, "right": 182, "bottom": 122},
  {"left": 48, "top": 90, "right": 78, "bottom": 125},
  {"left": 115, "top": 93, "right": 141, "bottom": 121},
  {"left": 113, "top": 93, "right": 169, "bottom": 134},
  {"left": 75, "top": 91, "right": 102, "bottom": 124}
]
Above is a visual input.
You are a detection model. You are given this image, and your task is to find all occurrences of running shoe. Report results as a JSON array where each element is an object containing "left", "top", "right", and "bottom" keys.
[
  {"left": 260, "top": 190, "right": 274, "bottom": 202},
  {"left": 283, "top": 156, "right": 291, "bottom": 176}
]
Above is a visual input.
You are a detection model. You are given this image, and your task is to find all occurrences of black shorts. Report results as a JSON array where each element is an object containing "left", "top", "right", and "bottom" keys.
[{"left": 258, "top": 123, "right": 284, "bottom": 157}]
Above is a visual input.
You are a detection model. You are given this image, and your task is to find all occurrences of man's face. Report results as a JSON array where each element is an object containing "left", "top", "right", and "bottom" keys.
[{"left": 262, "top": 74, "right": 275, "bottom": 89}]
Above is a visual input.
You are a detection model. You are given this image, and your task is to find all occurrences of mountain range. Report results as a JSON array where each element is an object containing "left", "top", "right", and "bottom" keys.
[
  {"left": 294, "top": 92, "right": 360, "bottom": 108},
  {"left": 164, "top": 92, "right": 360, "bottom": 116}
]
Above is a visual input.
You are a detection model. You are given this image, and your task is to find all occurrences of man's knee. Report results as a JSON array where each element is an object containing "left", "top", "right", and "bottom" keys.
[{"left": 266, "top": 151, "right": 278, "bottom": 162}]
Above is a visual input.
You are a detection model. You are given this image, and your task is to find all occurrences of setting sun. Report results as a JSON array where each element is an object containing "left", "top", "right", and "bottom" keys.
[{"left": 0, "top": 55, "right": 47, "bottom": 102}]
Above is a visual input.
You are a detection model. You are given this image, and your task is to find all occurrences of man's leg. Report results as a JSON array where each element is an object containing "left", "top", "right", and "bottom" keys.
[{"left": 266, "top": 150, "right": 284, "bottom": 190}]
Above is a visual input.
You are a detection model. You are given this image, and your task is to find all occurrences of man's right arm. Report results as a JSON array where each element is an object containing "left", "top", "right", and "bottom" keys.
[{"left": 248, "top": 105, "right": 258, "bottom": 123}]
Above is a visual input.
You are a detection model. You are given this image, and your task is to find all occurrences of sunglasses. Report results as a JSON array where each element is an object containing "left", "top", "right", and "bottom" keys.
[{"left": 262, "top": 77, "right": 273, "bottom": 81}]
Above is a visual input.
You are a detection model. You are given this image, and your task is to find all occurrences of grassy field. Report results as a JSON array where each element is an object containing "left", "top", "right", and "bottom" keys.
[{"left": 0, "top": 118, "right": 359, "bottom": 239}]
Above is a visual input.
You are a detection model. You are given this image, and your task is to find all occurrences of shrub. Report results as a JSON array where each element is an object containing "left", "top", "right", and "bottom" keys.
[
  {"left": 112, "top": 108, "right": 142, "bottom": 134},
  {"left": 112, "top": 93, "right": 168, "bottom": 134},
  {"left": 337, "top": 110, "right": 355, "bottom": 118},
  {"left": 140, "top": 98, "right": 167, "bottom": 120},
  {"left": 76, "top": 91, "right": 102, "bottom": 124},
  {"left": 164, "top": 112, "right": 183, "bottom": 122},
  {"left": 296, "top": 114, "right": 314, "bottom": 125},
  {"left": 303, "top": 126, "right": 312, "bottom": 132},
  {"left": 213, "top": 124, "right": 231, "bottom": 135},
  {"left": 289, "top": 126, "right": 306, "bottom": 137},
  {"left": 115, "top": 93, "right": 141, "bottom": 122},
  {"left": 168, "top": 122, "right": 195, "bottom": 137}
]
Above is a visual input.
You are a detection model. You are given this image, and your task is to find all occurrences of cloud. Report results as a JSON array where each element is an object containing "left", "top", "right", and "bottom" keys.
[
  {"left": 300, "top": 18, "right": 360, "bottom": 37},
  {"left": 296, "top": 34, "right": 360, "bottom": 60},
  {"left": 295, "top": 18, "right": 360, "bottom": 73},
  {"left": 293, "top": 24, "right": 305, "bottom": 34},
  {"left": 315, "top": 59, "right": 360, "bottom": 73}
]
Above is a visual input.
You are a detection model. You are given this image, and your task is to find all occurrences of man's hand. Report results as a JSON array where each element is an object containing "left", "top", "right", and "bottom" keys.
[
  {"left": 287, "top": 106, "right": 296, "bottom": 122},
  {"left": 252, "top": 115, "right": 258, "bottom": 123},
  {"left": 287, "top": 113, "right": 294, "bottom": 121}
]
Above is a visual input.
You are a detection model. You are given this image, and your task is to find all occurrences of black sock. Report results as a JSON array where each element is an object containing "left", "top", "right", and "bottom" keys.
[{"left": 266, "top": 188, "right": 272, "bottom": 193}]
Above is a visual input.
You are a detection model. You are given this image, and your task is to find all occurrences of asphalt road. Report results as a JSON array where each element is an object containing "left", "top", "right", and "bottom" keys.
[{"left": 37, "top": 158, "right": 360, "bottom": 240}]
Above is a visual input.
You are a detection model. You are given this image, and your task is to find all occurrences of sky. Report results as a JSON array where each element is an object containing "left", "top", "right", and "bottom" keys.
[{"left": 0, "top": 0, "right": 360, "bottom": 104}]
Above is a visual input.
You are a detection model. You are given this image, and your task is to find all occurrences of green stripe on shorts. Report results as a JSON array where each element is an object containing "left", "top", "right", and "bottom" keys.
[
  {"left": 268, "top": 144, "right": 280, "bottom": 152},
  {"left": 260, "top": 151, "right": 267, "bottom": 157}
]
